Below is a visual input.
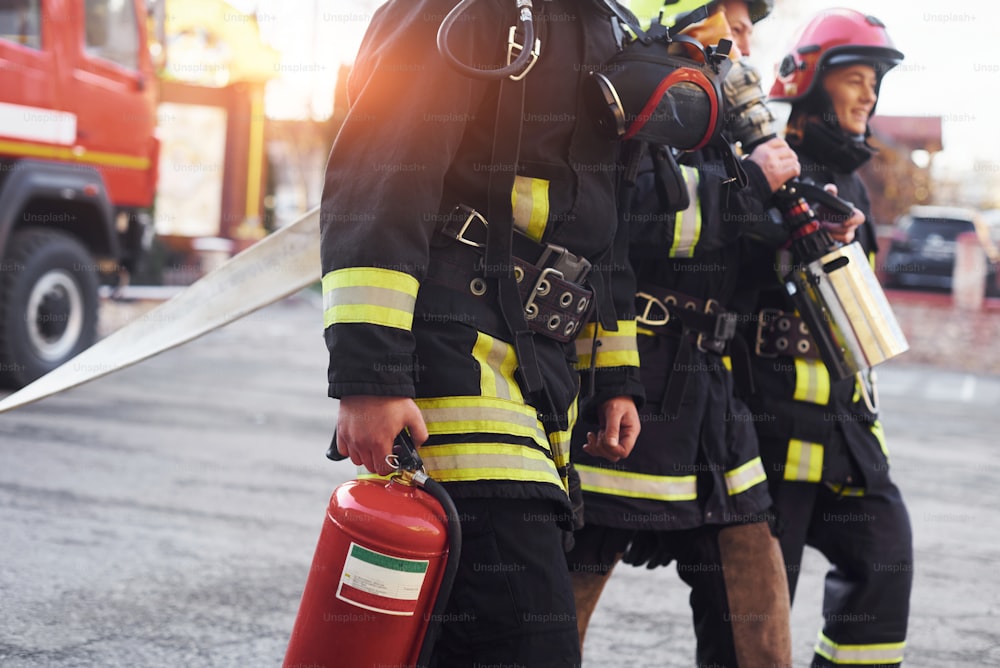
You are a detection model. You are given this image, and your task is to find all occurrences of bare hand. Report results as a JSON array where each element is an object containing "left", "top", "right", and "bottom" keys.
[
  {"left": 337, "top": 396, "right": 429, "bottom": 476},
  {"left": 583, "top": 396, "right": 640, "bottom": 463},
  {"left": 747, "top": 137, "right": 801, "bottom": 192},
  {"left": 818, "top": 183, "right": 865, "bottom": 244}
]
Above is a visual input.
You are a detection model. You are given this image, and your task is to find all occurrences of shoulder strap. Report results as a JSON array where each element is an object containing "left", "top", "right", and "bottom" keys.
[{"left": 483, "top": 17, "right": 546, "bottom": 398}]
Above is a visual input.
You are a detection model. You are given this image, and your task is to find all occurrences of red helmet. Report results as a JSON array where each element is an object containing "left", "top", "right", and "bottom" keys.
[{"left": 769, "top": 8, "right": 903, "bottom": 104}]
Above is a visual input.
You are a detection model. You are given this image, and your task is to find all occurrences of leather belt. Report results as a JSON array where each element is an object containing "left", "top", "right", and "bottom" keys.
[
  {"left": 754, "top": 308, "right": 822, "bottom": 360},
  {"left": 634, "top": 284, "right": 737, "bottom": 355},
  {"left": 435, "top": 205, "right": 594, "bottom": 343}
]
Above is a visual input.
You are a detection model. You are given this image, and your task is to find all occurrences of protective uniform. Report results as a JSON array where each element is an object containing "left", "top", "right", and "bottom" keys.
[
  {"left": 566, "top": 142, "right": 793, "bottom": 667},
  {"left": 735, "top": 9, "right": 913, "bottom": 667},
  {"left": 566, "top": 2, "right": 793, "bottom": 664},
  {"left": 320, "top": 1, "right": 642, "bottom": 665}
]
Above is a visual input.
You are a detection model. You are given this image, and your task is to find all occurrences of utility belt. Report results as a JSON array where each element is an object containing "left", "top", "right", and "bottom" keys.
[
  {"left": 634, "top": 284, "right": 738, "bottom": 355},
  {"left": 753, "top": 308, "right": 822, "bottom": 360},
  {"left": 435, "top": 205, "right": 595, "bottom": 344}
]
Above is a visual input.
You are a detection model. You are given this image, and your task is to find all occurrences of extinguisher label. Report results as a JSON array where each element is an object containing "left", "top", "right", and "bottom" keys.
[{"left": 336, "top": 542, "right": 429, "bottom": 616}]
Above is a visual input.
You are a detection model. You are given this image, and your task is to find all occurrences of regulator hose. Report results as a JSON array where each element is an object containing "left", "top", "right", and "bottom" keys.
[
  {"left": 414, "top": 475, "right": 462, "bottom": 668},
  {"left": 437, "top": 0, "right": 536, "bottom": 79}
]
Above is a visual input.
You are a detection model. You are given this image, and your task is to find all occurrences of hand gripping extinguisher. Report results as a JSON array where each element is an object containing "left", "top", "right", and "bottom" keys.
[{"left": 282, "top": 430, "right": 461, "bottom": 668}]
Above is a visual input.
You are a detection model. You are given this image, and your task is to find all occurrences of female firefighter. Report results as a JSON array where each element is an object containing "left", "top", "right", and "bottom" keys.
[{"left": 736, "top": 8, "right": 914, "bottom": 666}]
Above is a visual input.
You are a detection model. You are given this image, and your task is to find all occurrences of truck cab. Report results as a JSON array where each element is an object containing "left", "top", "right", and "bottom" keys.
[{"left": 0, "top": 0, "right": 159, "bottom": 387}]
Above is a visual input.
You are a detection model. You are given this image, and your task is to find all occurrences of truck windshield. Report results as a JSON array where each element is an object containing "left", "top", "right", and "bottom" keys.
[{"left": 84, "top": 0, "right": 139, "bottom": 69}]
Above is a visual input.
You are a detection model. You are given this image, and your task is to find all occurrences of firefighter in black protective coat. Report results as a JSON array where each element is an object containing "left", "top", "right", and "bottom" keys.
[
  {"left": 319, "top": 1, "right": 646, "bottom": 665},
  {"left": 733, "top": 8, "right": 914, "bottom": 667},
  {"left": 565, "top": 1, "right": 799, "bottom": 665}
]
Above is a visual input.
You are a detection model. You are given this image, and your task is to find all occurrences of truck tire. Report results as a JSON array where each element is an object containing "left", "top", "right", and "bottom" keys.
[{"left": 0, "top": 228, "right": 99, "bottom": 388}]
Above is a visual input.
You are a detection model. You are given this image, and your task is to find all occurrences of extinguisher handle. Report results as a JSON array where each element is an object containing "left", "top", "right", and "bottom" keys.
[
  {"left": 326, "top": 429, "right": 349, "bottom": 461},
  {"left": 325, "top": 429, "right": 425, "bottom": 472},
  {"left": 392, "top": 429, "right": 425, "bottom": 472}
]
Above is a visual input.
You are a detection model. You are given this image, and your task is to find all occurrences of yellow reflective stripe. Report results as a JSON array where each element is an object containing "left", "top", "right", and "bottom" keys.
[
  {"left": 418, "top": 443, "right": 561, "bottom": 486},
  {"left": 825, "top": 482, "right": 866, "bottom": 497},
  {"left": 322, "top": 268, "right": 419, "bottom": 330},
  {"left": 871, "top": 419, "right": 890, "bottom": 460},
  {"left": 721, "top": 355, "right": 732, "bottom": 372},
  {"left": 547, "top": 399, "right": 578, "bottom": 472},
  {"left": 784, "top": 439, "right": 824, "bottom": 482},
  {"left": 793, "top": 358, "right": 831, "bottom": 405},
  {"left": 575, "top": 321, "right": 639, "bottom": 369},
  {"left": 669, "top": 166, "right": 702, "bottom": 258},
  {"left": 472, "top": 332, "right": 524, "bottom": 403},
  {"left": 0, "top": 138, "right": 151, "bottom": 170},
  {"left": 725, "top": 456, "right": 767, "bottom": 495},
  {"left": 415, "top": 396, "right": 548, "bottom": 451},
  {"left": 577, "top": 464, "right": 697, "bottom": 501},
  {"left": 511, "top": 175, "right": 549, "bottom": 242},
  {"left": 815, "top": 632, "right": 905, "bottom": 665}
]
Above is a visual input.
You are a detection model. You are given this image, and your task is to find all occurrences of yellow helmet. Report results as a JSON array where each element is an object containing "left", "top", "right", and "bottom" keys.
[
  {"left": 625, "top": 0, "right": 714, "bottom": 29},
  {"left": 626, "top": 0, "right": 772, "bottom": 29}
]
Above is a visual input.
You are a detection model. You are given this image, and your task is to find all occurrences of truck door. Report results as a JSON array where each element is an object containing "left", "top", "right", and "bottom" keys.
[
  {"left": 0, "top": 0, "right": 70, "bottom": 152},
  {"left": 70, "top": 0, "right": 157, "bottom": 207}
]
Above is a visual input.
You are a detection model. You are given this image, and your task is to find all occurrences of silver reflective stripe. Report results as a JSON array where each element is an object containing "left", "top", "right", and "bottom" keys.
[
  {"left": 725, "top": 456, "right": 767, "bottom": 496},
  {"left": 418, "top": 443, "right": 562, "bottom": 486},
  {"left": 784, "top": 439, "right": 824, "bottom": 482},
  {"left": 577, "top": 464, "right": 697, "bottom": 501},
  {"left": 321, "top": 267, "right": 419, "bottom": 330},
  {"left": 669, "top": 166, "right": 702, "bottom": 258},
  {"left": 815, "top": 632, "right": 905, "bottom": 665},
  {"left": 323, "top": 285, "right": 417, "bottom": 313},
  {"left": 416, "top": 396, "right": 549, "bottom": 451},
  {"left": 473, "top": 332, "right": 523, "bottom": 403}
]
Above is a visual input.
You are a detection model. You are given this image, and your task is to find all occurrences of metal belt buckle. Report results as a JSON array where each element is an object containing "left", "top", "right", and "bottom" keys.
[
  {"left": 506, "top": 25, "right": 541, "bottom": 81},
  {"left": 453, "top": 207, "right": 488, "bottom": 248},
  {"left": 635, "top": 291, "right": 670, "bottom": 327},
  {"left": 524, "top": 266, "right": 563, "bottom": 319},
  {"left": 754, "top": 308, "right": 782, "bottom": 358},
  {"left": 537, "top": 243, "right": 591, "bottom": 284},
  {"left": 707, "top": 299, "right": 737, "bottom": 341}
]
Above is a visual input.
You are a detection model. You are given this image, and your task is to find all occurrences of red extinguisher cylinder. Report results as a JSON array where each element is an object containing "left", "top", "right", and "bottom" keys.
[{"left": 283, "top": 477, "right": 449, "bottom": 668}]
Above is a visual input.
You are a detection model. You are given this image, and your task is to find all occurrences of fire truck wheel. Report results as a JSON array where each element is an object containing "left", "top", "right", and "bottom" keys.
[{"left": 0, "top": 228, "right": 99, "bottom": 388}]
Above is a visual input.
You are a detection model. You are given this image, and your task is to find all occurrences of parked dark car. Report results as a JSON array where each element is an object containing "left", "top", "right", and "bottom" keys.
[{"left": 882, "top": 205, "right": 1000, "bottom": 296}]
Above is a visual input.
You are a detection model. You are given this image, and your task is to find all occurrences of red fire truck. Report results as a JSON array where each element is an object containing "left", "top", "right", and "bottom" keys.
[{"left": 0, "top": 0, "right": 161, "bottom": 387}]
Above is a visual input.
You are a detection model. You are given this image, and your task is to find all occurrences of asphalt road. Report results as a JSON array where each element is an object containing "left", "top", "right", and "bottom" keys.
[{"left": 1, "top": 294, "right": 998, "bottom": 667}]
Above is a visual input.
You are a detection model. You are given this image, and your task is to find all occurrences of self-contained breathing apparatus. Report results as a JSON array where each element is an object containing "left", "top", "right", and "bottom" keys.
[
  {"left": 582, "top": 5, "right": 732, "bottom": 151},
  {"left": 432, "top": 0, "right": 734, "bottom": 408}
]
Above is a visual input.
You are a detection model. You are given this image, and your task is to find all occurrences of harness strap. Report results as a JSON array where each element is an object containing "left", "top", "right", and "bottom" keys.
[{"left": 484, "top": 26, "right": 543, "bottom": 398}]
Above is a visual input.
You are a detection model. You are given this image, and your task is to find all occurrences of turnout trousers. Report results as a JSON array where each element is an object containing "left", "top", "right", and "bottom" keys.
[{"left": 766, "top": 462, "right": 913, "bottom": 667}]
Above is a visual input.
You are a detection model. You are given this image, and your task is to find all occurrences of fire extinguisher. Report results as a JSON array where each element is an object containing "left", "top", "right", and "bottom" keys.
[{"left": 282, "top": 430, "right": 462, "bottom": 668}]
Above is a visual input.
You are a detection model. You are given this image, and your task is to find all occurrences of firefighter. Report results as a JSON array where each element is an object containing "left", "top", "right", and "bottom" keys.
[
  {"left": 320, "top": 1, "right": 645, "bottom": 665},
  {"left": 735, "top": 9, "right": 914, "bottom": 666},
  {"left": 565, "top": 1, "right": 799, "bottom": 665}
]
